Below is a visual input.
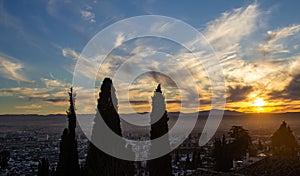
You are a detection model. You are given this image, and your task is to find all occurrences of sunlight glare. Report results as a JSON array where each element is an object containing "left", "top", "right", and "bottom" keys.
[{"left": 253, "top": 98, "right": 266, "bottom": 107}]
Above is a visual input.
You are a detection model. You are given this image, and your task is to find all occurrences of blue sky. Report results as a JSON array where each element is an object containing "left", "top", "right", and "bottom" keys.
[{"left": 1, "top": 0, "right": 300, "bottom": 114}]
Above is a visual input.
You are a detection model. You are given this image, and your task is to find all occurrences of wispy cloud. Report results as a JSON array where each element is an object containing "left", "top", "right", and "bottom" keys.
[
  {"left": 204, "top": 3, "right": 260, "bottom": 53},
  {"left": 15, "top": 104, "right": 42, "bottom": 109},
  {"left": 62, "top": 48, "right": 81, "bottom": 60},
  {"left": 61, "top": 47, "right": 102, "bottom": 80},
  {"left": 80, "top": 9, "right": 96, "bottom": 23},
  {"left": 258, "top": 25, "right": 300, "bottom": 56},
  {"left": 46, "top": 0, "right": 72, "bottom": 17},
  {"left": 266, "top": 25, "right": 300, "bottom": 42},
  {"left": 0, "top": 53, "right": 33, "bottom": 83},
  {"left": 0, "top": 87, "right": 48, "bottom": 99},
  {"left": 41, "top": 78, "right": 69, "bottom": 88},
  {"left": 0, "top": 87, "right": 69, "bottom": 107},
  {"left": 0, "top": 1, "right": 24, "bottom": 33},
  {"left": 114, "top": 33, "right": 125, "bottom": 47}
]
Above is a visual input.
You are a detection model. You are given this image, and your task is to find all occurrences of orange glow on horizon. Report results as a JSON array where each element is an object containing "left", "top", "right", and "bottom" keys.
[{"left": 251, "top": 98, "right": 267, "bottom": 112}]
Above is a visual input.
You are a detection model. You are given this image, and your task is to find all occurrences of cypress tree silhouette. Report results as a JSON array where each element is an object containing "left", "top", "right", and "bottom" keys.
[
  {"left": 148, "top": 84, "right": 172, "bottom": 176},
  {"left": 185, "top": 153, "right": 192, "bottom": 170},
  {"left": 55, "top": 87, "right": 80, "bottom": 176},
  {"left": 271, "top": 121, "right": 298, "bottom": 156},
  {"left": 83, "top": 78, "right": 134, "bottom": 176},
  {"left": 37, "top": 157, "right": 50, "bottom": 176},
  {"left": 212, "top": 135, "right": 233, "bottom": 172},
  {"left": 174, "top": 151, "right": 180, "bottom": 165},
  {"left": 191, "top": 149, "right": 201, "bottom": 169},
  {"left": 0, "top": 150, "right": 10, "bottom": 170}
]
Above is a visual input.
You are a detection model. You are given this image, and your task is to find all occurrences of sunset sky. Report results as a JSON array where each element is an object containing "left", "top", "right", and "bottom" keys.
[{"left": 1, "top": 0, "right": 300, "bottom": 114}]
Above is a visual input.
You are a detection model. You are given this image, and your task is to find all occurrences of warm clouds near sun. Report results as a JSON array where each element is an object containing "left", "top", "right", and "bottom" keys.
[
  {"left": 109, "top": 3, "right": 300, "bottom": 114},
  {"left": 0, "top": 2, "right": 300, "bottom": 114}
]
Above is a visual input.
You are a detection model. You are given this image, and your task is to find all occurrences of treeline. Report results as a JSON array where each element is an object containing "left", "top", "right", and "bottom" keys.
[{"left": 212, "top": 121, "right": 299, "bottom": 172}]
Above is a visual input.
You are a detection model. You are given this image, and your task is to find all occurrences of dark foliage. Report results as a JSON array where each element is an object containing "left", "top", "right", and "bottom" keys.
[
  {"left": 228, "top": 126, "right": 252, "bottom": 160},
  {"left": 55, "top": 87, "right": 81, "bottom": 176},
  {"left": 212, "top": 126, "right": 251, "bottom": 172},
  {"left": 83, "top": 78, "right": 134, "bottom": 176},
  {"left": 0, "top": 150, "right": 10, "bottom": 169},
  {"left": 148, "top": 84, "right": 172, "bottom": 176},
  {"left": 38, "top": 158, "right": 50, "bottom": 176},
  {"left": 185, "top": 153, "right": 192, "bottom": 170},
  {"left": 271, "top": 121, "right": 298, "bottom": 156},
  {"left": 212, "top": 135, "right": 233, "bottom": 172},
  {"left": 192, "top": 149, "right": 202, "bottom": 169}
]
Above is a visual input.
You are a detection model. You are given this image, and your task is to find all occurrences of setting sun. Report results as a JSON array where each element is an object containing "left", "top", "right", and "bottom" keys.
[
  {"left": 253, "top": 98, "right": 266, "bottom": 107},
  {"left": 251, "top": 98, "right": 267, "bottom": 112}
]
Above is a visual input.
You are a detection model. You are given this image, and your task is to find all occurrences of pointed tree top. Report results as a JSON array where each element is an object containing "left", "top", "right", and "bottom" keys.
[
  {"left": 101, "top": 77, "right": 113, "bottom": 92},
  {"left": 103, "top": 77, "right": 112, "bottom": 83},
  {"left": 281, "top": 121, "right": 287, "bottom": 128},
  {"left": 68, "top": 87, "right": 73, "bottom": 97},
  {"left": 155, "top": 84, "right": 162, "bottom": 93}
]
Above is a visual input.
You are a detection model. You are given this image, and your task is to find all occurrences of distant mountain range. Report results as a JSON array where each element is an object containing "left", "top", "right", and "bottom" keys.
[{"left": 1, "top": 110, "right": 300, "bottom": 117}]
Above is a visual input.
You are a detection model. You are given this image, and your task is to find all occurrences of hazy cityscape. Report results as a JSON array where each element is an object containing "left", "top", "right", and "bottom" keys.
[{"left": 1, "top": 110, "right": 300, "bottom": 175}]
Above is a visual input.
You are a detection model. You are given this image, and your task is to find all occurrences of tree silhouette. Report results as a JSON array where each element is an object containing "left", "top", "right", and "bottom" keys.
[
  {"left": 228, "top": 126, "right": 251, "bottom": 160},
  {"left": 83, "top": 78, "right": 134, "bottom": 176},
  {"left": 212, "top": 126, "right": 251, "bottom": 172},
  {"left": 0, "top": 150, "right": 10, "bottom": 170},
  {"left": 55, "top": 87, "right": 80, "bottom": 176},
  {"left": 192, "top": 149, "right": 202, "bottom": 169},
  {"left": 185, "top": 153, "right": 192, "bottom": 170},
  {"left": 37, "top": 157, "right": 50, "bottom": 176},
  {"left": 148, "top": 84, "right": 172, "bottom": 176},
  {"left": 212, "top": 135, "right": 232, "bottom": 172},
  {"left": 271, "top": 121, "right": 298, "bottom": 156},
  {"left": 174, "top": 151, "right": 180, "bottom": 165},
  {"left": 257, "top": 139, "right": 264, "bottom": 151}
]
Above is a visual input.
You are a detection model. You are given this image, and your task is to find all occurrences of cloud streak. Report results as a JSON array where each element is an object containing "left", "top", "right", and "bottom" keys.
[
  {"left": 258, "top": 25, "right": 300, "bottom": 56},
  {"left": 0, "top": 53, "right": 33, "bottom": 83},
  {"left": 15, "top": 104, "right": 42, "bottom": 109},
  {"left": 41, "top": 78, "right": 69, "bottom": 88}
]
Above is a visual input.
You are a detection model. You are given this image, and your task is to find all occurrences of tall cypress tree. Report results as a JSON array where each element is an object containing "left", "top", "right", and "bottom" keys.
[
  {"left": 212, "top": 135, "right": 233, "bottom": 172},
  {"left": 55, "top": 87, "right": 80, "bottom": 176},
  {"left": 148, "top": 84, "right": 172, "bottom": 176},
  {"left": 83, "top": 78, "right": 134, "bottom": 176},
  {"left": 37, "top": 157, "right": 50, "bottom": 176}
]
